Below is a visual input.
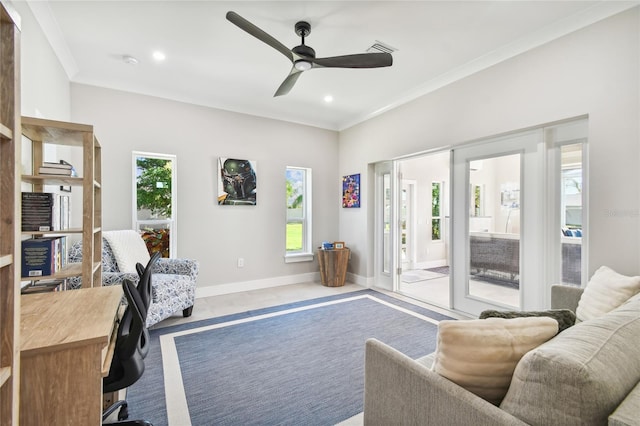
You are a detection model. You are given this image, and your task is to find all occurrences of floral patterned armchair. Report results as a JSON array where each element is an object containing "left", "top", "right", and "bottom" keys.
[{"left": 68, "top": 237, "right": 199, "bottom": 327}]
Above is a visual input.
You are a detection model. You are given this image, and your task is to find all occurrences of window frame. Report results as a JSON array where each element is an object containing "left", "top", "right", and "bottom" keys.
[
  {"left": 285, "top": 166, "right": 313, "bottom": 263},
  {"left": 132, "top": 151, "right": 177, "bottom": 257}
]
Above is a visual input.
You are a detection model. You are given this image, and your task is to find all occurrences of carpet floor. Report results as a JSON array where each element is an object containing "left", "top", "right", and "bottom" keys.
[{"left": 125, "top": 289, "right": 451, "bottom": 426}]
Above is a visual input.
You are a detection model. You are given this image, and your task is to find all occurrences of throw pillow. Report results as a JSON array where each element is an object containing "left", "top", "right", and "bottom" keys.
[
  {"left": 575, "top": 265, "right": 640, "bottom": 322},
  {"left": 432, "top": 317, "right": 558, "bottom": 405},
  {"left": 480, "top": 309, "right": 576, "bottom": 332},
  {"left": 103, "top": 230, "right": 151, "bottom": 273}
]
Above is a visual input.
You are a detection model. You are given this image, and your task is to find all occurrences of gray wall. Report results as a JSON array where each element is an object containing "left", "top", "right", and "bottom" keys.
[
  {"left": 339, "top": 8, "right": 640, "bottom": 281},
  {"left": 71, "top": 84, "right": 339, "bottom": 289}
]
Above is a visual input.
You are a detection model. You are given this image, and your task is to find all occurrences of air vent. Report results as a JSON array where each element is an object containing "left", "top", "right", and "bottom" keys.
[{"left": 366, "top": 40, "right": 397, "bottom": 54}]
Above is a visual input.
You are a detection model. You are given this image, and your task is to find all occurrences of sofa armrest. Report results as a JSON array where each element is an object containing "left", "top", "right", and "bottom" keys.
[
  {"left": 152, "top": 257, "right": 199, "bottom": 279},
  {"left": 609, "top": 381, "right": 640, "bottom": 426},
  {"left": 364, "top": 339, "right": 528, "bottom": 426},
  {"left": 551, "top": 284, "right": 584, "bottom": 312}
]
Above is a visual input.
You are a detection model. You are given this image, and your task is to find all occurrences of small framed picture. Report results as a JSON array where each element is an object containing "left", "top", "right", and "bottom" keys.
[{"left": 333, "top": 241, "right": 345, "bottom": 249}]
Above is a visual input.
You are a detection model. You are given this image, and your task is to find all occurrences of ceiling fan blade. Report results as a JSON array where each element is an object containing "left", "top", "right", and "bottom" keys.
[
  {"left": 226, "top": 11, "right": 293, "bottom": 62},
  {"left": 274, "top": 68, "right": 303, "bottom": 97},
  {"left": 312, "top": 52, "right": 392, "bottom": 69}
]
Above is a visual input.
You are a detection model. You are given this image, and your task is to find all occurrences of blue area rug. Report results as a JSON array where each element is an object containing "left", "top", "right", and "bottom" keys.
[{"left": 126, "top": 289, "right": 451, "bottom": 425}]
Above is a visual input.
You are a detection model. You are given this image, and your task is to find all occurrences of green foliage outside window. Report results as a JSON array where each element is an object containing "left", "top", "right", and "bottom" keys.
[
  {"left": 286, "top": 169, "right": 304, "bottom": 252},
  {"left": 137, "top": 157, "right": 172, "bottom": 218},
  {"left": 432, "top": 182, "right": 441, "bottom": 240}
]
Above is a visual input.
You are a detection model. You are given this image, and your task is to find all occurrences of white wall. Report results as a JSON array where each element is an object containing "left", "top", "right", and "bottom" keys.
[
  {"left": 70, "top": 84, "right": 340, "bottom": 289},
  {"left": 339, "top": 8, "right": 640, "bottom": 279},
  {"left": 13, "top": 2, "right": 70, "bottom": 120}
]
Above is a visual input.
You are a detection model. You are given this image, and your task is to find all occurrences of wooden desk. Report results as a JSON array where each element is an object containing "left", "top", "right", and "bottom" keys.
[{"left": 20, "top": 286, "right": 122, "bottom": 425}]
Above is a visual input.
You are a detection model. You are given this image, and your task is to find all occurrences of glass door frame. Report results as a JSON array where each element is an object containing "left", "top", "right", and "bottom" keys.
[
  {"left": 374, "top": 161, "right": 398, "bottom": 291},
  {"left": 451, "top": 130, "right": 545, "bottom": 316}
]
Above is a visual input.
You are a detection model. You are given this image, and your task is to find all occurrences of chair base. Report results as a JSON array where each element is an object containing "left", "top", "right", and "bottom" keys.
[
  {"left": 103, "top": 400, "right": 152, "bottom": 426},
  {"left": 183, "top": 306, "right": 193, "bottom": 317}
]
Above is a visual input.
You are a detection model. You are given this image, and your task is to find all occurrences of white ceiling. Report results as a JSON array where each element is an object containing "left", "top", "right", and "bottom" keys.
[{"left": 28, "top": 1, "right": 638, "bottom": 130}]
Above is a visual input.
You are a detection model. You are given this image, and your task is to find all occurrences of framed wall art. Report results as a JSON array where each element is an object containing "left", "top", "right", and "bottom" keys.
[
  {"left": 217, "top": 158, "right": 257, "bottom": 205},
  {"left": 342, "top": 173, "right": 360, "bottom": 208}
]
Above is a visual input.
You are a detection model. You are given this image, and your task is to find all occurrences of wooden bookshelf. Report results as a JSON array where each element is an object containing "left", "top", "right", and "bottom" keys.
[
  {"left": 21, "top": 117, "right": 103, "bottom": 288},
  {"left": 0, "top": 1, "right": 21, "bottom": 423}
]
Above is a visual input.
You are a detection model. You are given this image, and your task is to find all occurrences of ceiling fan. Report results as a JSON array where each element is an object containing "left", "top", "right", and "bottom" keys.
[{"left": 226, "top": 11, "right": 393, "bottom": 97}]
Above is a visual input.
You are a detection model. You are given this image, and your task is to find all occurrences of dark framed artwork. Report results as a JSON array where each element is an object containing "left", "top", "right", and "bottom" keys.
[
  {"left": 342, "top": 173, "right": 360, "bottom": 208},
  {"left": 217, "top": 158, "right": 257, "bottom": 205}
]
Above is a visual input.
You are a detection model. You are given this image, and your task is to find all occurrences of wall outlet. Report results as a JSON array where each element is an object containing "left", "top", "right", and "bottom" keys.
[{"left": 237, "top": 258, "right": 244, "bottom": 268}]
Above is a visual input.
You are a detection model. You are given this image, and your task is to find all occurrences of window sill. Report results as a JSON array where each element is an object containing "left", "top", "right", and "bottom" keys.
[{"left": 284, "top": 253, "right": 314, "bottom": 263}]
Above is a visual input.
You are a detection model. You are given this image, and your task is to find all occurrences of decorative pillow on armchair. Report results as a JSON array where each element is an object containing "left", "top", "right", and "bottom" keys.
[
  {"left": 103, "top": 230, "right": 150, "bottom": 273},
  {"left": 576, "top": 265, "right": 640, "bottom": 322},
  {"left": 480, "top": 309, "right": 576, "bottom": 332},
  {"left": 432, "top": 317, "right": 558, "bottom": 405}
]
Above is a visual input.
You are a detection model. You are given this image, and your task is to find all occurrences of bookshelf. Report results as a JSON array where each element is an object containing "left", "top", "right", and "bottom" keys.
[
  {"left": 21, "top": 117, "right": 103, "bottom": 289},
  {"left": 0, "top": 1, "right": 20, "bottom": 423}
]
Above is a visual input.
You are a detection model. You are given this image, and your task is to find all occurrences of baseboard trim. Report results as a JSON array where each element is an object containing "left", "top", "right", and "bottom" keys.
[
  {"left": 196, "top": 272, "right": 320, "bottom": 298},
  {"left": 196, "top": 272, "right": 371, "bottom": 298}
]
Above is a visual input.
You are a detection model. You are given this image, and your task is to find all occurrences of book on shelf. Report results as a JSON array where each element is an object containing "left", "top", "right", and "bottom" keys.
[
  {"left": 42, "top": 160, "right": 73, "bottom": 169},
  {"left": 21, "top": 236, "right": 67, "bottom": 278},
  {"left": 21, "top": 192, "right": 70, "bottom": 232},
  {"left": 38, "top": 159, "right": 77, "bottom": 176}
]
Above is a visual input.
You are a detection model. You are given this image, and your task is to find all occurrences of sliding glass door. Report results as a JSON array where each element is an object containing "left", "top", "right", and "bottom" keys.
[{"left": 451, "top": 130, "right": 545, "bottom": 316}]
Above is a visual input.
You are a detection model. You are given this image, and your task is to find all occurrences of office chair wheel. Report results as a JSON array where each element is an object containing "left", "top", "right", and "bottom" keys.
[{"left": 118, "top": 404, "right": 129, "bottom": 421}]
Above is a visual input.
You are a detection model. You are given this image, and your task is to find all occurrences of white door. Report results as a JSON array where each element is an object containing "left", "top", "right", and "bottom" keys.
[
  {"left": 451, "top": 130, "right": 544, "bottom": 316},
  {"left": 374, "top": 161, "right": 398, "bottom": 291}
]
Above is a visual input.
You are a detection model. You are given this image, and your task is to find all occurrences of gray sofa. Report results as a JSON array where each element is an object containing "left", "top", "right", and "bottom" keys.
[
  {"left": 364, "top": 285, "right": 640, "bottom": 425},
  {"left": 68, "top": 238, "right": 199, "bottom": 327}
]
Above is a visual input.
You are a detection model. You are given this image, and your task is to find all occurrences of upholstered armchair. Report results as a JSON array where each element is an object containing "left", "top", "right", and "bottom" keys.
[{"left": 68, "top": 230, "right": 199, "bottom": 327}]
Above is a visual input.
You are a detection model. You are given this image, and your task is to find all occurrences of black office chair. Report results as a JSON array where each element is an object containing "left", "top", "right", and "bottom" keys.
[
  {"left": 133, "top": 252, "right": 161, "bottom": 358},
  {"left": 102, "top": 279, "right": 153, "bottom": 426}
]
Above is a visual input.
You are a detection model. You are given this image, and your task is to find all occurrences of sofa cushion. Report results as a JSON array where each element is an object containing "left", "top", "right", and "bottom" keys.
[
  {"left": 576, "top": 265, "right": 640, "bottom": 322},
  {"left": 500, "top": 297, "right": 640, "bottom": 425},
  {"left": 103, "top": 230, "right": 150, "bottom": 273},
  {"left": 432, "top": 317, "right": 558, "bottom": 405},
  {"left": 480, "top": 309, "right": 576, "bottom": 332}
]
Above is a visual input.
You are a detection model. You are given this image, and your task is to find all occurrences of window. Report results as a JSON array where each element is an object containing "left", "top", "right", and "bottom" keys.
[
  {"left": 285, "top": 167, "right": 312, "bottom": 262},
  {"left": 432, "top": 181, "right": 443, "bottom": 241},
  {"left": 132, "top": 152, "right": 177, "bottom": 257}
]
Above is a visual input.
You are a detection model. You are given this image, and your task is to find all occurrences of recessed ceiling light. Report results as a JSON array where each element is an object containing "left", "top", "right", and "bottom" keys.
[
  {"left": 324, "top": 95, "right": 333, "bottom": 103},
  {"left": 152, "top": 51, "right": 166, "bottom": 61}
]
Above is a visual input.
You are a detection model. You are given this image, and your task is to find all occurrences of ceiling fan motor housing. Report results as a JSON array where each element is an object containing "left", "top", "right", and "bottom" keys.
[{"left": 293, "top": 44, "right": 315, "bottom": 59}]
